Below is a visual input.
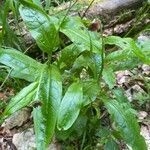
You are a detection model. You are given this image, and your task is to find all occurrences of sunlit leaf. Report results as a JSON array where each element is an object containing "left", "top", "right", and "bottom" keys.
[
  {"left": 33, "top": 65, "right": 62, "bottom": 149},
  {"left": 105, "top": 36, "right": 150, "bottom": 66},
  {"left": 104, "top": 138, "right": 119, "bottom": 150},
  {"left": 19, "top": 0, "right": 59, "bottom": 53},
  {"left": 57, "top": 82, "right": 83, "bottom": 130},
  {"left": 60, "top": 17, "right": 101, "bottom": 54},
  {"left": 82, "top": 79, "right": 99, "bottom": 106},
  {"left": 103, "top": 98, "right": 147, "bottom": 150},
  {"left": 72, "top": 51, "right": 101, "bottom": 79},
  {"left": 32, "top": 0, "right": 42, "bottom": 7},
  {"left": 102, "top": 67, "right": 116, "bottom": 89},
  {"left": 2, "top": 82, "right": 38, "bottom": 118},
  {"left": 0, "top": 48, "right": 43, "bottom": 82},
  {"left": 58, "top": 44, "right": 84, "bottom": 70}
]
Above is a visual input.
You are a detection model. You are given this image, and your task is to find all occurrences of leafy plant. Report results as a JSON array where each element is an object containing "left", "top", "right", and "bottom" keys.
[{"left": 0, "top": 0, "right": 149, "bottom": 149}]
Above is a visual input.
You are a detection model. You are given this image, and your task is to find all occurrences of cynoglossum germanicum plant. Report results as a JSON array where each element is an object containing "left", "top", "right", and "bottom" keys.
[{"left": 0, "top": 0, "right": 149, "bottom": 149}]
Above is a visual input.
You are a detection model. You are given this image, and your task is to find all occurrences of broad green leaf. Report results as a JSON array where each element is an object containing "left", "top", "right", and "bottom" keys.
[
  {"left": 33, "top": 65, "right": 62, "bottom": 149},
  {"left": 60, "top": 17, "right": 85, "bottom": 30},
  {"left": 57, "top": 82, "right": 83, "bottom": 130},
  {"left": 105, "top": 36, "right": 150, "bottom": 65},
  {"left": 2, "top": 82, "right": 38, "bottom": 119},
  {"left": 105, "top": 36, "right": 142, "bottom": 71},
  {"left": 32, "top": 0, "right": 42, "bottom": 7},
  {"left": 137, "top": 39, "right": 150, "bottom": 64},
  {"left": 105, "top": 36, "right": 131, "bottom": 49},
  {"left": 0, "top": 48, "right": 43, "bottom": 82},
  {"left": 58, "top": 44, "right": 84, "bottom": 70},
  {"left": 109, "top": 57, "right": 141, "bottom": 71},
  {"left": 19, "top": 0, "right": 59, "bottom": 53},
  {"left": 105, "top": 36, "right": 136, "bottom": 63},
  {"left": 113, "top": 88, "right": 128, "bottom": 103},
  {"left": 103, "top": 98, "right": 147, "bottom": 150},
  {"left": 104, "top": 139, "right": 119, "bottom": 150},
  {"left": 102, "top": 67, "right": 116, "bottom": 89},
  {"left": 128, "top": 38, "right": 150, "bottom": 64},
  {"left": 56, "top": 115, "right": 87, "bottom": 141},
  {"left": 72, "top": 51, "right": 102, "bottom": 79},
  {"left": 61, "top": 29, "right": 101, "bottom": 54},
  {"left": 105, "top": 48, "right": 133, "bottom": 63},
  {"left": 60, "top": 17, "right": 101, "bottom": 54},
  {"left": 82, "top": 80, "right": 99, "bottom": 106}
]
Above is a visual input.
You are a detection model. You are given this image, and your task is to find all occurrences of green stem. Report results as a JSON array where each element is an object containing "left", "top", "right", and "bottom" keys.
[
  {"left": 0, "top": 69, "right": 12, "bottom": 91},
  {"left": 99, "top": 21, "right": 104, "bottom": 81},
  {"left": 81, "top": 0, "right": 95, "bottom": 19},
  {"left": 47, "top": 52, "right": 52, "bottom": 66},
  {"left": 80, "top": 130, "right": 86, "bottom": 150}
]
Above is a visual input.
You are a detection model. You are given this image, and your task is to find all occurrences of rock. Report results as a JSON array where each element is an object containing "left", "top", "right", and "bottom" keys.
[
  {"left": 12, "top": 128, "right": 60, "bottom": 150},
  {"left": 125, "top": 88, "right": 132, "bottom": 102},
  {"left": 2, "top": 108, "right": 31, "bottom": 129},
  {"left": 141, "top": 125, "right": 150, "bottom": 150},
  {"left": 0, "top": 92, "right": 7, "bottom": 100},
  {"left": 12, "top": 128, "right": 36, "bottom": 150},
  {"left": 116, "top": 70, "right": 131, "bottom": 85},
  {"left": 85, "top": 0, "right": 144, "bottom": 20},
  {"left": 138, "top": 111, "right": 148, "bottom": 120},
  {"left": 142, "top": 64, "right": 150, "bottom": 76}
]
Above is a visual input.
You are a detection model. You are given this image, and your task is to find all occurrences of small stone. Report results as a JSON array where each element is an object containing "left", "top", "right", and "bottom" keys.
[
  {"left": 13, "top": 128, "right": 60, "bottom": 150},
  {"left": 125, "top": 89, "right": 132, "bottom": 102},
  {"left": 2, "top": 108, "right": 31, "bottom": 129},
  {"left": 138, "top": 111, "right": 148, "bottom": 120},
  {"left": 13, "top": 128, "right": 36, "bottom": 150},
  {"left": 141, "top": 125, "right": 150, "bottom": 150}
]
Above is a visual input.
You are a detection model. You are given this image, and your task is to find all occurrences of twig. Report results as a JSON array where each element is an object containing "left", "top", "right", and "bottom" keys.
[{"left": 81, "top": 0, "right": 95, "bottom": 19}]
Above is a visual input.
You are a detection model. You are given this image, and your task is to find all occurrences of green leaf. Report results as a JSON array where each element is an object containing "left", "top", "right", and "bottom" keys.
[
  {"left": 33, "top": 65, "right": 62, "bottom": 149},
  {"left": 56, "top": 115, "right": 87, "bottom": 141},
  {"left": 104, "top": 139, "right": 119, "bottom": 150},
  {"left": 32, "top": 0, "right": 42, "bottom": 7},
  {"left": 105, "top": 36, "right": 150, "bottom": 67},
  {"left": 105, "top": 36, "right": 131, "bottom": 49},
  {"left": 105, "top": 36, "right": 141, "bottom": 71},
  {"left": 19, "top": 0, "right": 59, "bottom": 53},
  {"left": 102, "top": 67, "right": 116, "bottom": 89},
  {"left": 82, "top": 80, "right": 99, "bottom": 106},
  {"left": 128, "top": 38, "right": 150, "bottom": 64},
  {"left": 109, "top": 57, "right": 141, "bottom": 71},
  {"left": 103, "top": 98, "right": 147, "bottom": 150},
  {"left": 137, "top": 39, "right": 150, "bottom": 64},
  {"left": 60, "top": 17, "right": 101, "bottom": 54},
  {"left": 105, "top": 36, "right": 136, "bottom": 63},
  {"left": 58, "top": 44, "right": 84, "bottom": 70},
  {"left": 1, "top": 0, "right": 22, "bottom": 50},
  {"left": 57, "top": 82, "right": 83, "bottom": 130},
  {"left": 72, "top": 51, "right": 102, "bottom": 79},
  {"left": 0, "top": 48, "right": 43, "bottom": 82},
  {"left": 2, "top": 82, "right": 38, "bottom": 118}
]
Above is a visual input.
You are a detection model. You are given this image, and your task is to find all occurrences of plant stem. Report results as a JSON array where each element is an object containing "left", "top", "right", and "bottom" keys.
[
  {"left": 47, "top": 52, "right": 52, "bottom": 66},
  {"left": 80, "top": 130, "right": 86, "bottom": 150},
  {"left": 0, "top": 69, "right": 12, "bottom": 91},
  {"left": 81, "top": 0, "right": 95, "bottom": 19},
  {"left": 99, "top": 21, "right": 104, "bottom": 81}
]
